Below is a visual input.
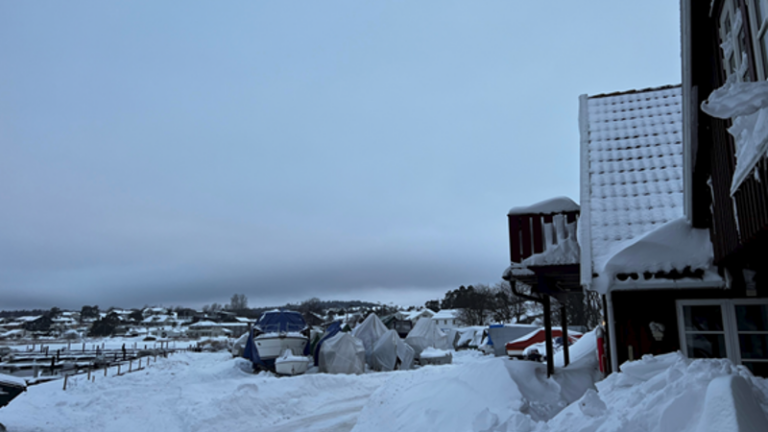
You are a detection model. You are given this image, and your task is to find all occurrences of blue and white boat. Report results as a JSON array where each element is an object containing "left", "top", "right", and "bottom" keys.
[{"left": 243, "top": 310, "right": 309, "bottom": 370}]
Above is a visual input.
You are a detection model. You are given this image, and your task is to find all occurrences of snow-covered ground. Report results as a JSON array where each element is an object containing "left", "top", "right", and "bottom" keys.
[{"left": 2, "top": 348, "right": 767, "bottom": 432}]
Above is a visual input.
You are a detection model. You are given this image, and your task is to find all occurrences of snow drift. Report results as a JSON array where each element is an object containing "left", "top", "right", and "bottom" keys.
[{"left": 543, "top": 352, "right": 768, "bottom": 432}]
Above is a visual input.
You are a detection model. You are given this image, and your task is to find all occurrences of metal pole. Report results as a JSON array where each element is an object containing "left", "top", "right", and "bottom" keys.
[
  {"left": 561, "top": 303, "right": 570, "bottom": 367},
  {"left": 543, "top": 295, "right": 554, "bottom": 378}
]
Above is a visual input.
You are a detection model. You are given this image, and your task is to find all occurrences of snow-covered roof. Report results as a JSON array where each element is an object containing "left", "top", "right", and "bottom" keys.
[
  {"left": 579, "top": 85, "right": 720, "bottom": 292},
  {"left": 15, "top": 315, "right": 42, "bottom": 322},
  {"left": 405, "top": 309, "right": 434, "bottom": 321},
  {"left": 189, "top": 320, "right": 218, "bottom": 327},
  {"left": 508, "top": 197, "right": 579, "bottom": 216},
  {"left": 431, "top": 309, "right": 459, "bottom": 320}
]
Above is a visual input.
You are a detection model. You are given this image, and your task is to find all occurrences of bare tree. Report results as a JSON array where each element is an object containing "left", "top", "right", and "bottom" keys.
[
  {"left": 229, "top": 294, "right": 248, "bottom": 311},
  {"left": 455, "top": 284, "right": 494, "bottom": 326}
]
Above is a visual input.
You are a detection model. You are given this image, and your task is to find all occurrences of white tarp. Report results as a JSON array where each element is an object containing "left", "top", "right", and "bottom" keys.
[
  {"left": 405, "top": 318, "right": 451, "bottom": 357},
  {"left": 318, "top": 333, "right": 366, "bottom": 375},
  {"left": 371, "top": 329, "right": 415, "bottom": 372},
  {"left": 351, "top": 313, "right": 388, "bottom": 365}
]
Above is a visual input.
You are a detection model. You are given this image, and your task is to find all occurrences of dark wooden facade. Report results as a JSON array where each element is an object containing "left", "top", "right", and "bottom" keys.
[{"left": 689, "top": 0, "right": 768, "bottom": 274}]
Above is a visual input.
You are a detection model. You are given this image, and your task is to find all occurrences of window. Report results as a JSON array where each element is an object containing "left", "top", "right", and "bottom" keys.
[
  {"left": 748, "top": 0, "right": 768, "bottom": 79},
  {"left": 719, "top": 1, "right": 752, "bottom": 80},
  {"left": 677, "top": 299, "right": 768, "bottom": 376}
]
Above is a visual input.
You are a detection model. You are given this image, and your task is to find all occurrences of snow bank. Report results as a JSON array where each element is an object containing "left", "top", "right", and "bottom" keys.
[
  {"left": 554, "top": 329, "right": 597, "bottom": 369},
  {"left": 0, "top": 372, "right": 27, "bottom": 388},
  {"left": 542, "top": 352, "right": 768, "bottom": 432},
  {"left": 352, "top": 357, "right": 527, "bottom": 432}
]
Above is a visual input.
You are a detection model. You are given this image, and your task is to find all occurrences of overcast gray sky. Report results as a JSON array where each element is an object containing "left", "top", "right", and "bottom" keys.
[{"left": 1, "top": 1, "right": 681, "bottom": 310}]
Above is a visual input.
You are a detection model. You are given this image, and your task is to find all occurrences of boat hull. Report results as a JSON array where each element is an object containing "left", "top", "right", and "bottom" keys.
[
  {"left": 254, "top": 335, "right": 307, "bottom": 366},
  {"left": 274, "top": 358, "right": 310, "bottom": 376}
]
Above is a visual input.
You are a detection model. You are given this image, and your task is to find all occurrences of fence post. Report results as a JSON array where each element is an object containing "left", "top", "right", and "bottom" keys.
[
  {"left": 63, "top": 374, "right": 68, "bottom": 391},
  {"left": 117, "top": 364, "right": 121, "bottom": 375},
  {"left": 129, "top": 360, "right": 132, "bottom": 373},
  {"left": 104, "top": 365, "right": 108, "bottom": 377},
  {"left": 87, "top": 367, "right": 91, "bottom": 381},
  {"left": 138, "top": 358, "right": 142, "bottom": 369}
]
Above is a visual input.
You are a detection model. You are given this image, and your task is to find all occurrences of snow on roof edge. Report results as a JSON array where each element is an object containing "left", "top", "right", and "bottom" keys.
[
  {"left": 588, "top": 84, "right": 682, "bottom": 100},
  {"left": 590, "top": 217, "right": 722, "bottom": 294},
  {"left": 508, "top": 197, "right": 579, "bottom": 216}
]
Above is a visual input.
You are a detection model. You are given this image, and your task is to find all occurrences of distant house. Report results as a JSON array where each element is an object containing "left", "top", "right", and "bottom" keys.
[
  {"left": 187, "top": 321, "right": 232, "bottom": 338},
  {"left": 142, "top": 307, "right": 169, "bottom": 318},
  {"left": 431, "top": 309, "right": 460, "bottom": 331}
]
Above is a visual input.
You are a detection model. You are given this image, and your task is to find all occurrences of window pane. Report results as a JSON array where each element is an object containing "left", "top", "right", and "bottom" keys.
[
  {"left": 760, "top": 34, "right": 768, "bottom": 78},
  {"left": 686, "top": 334, "right": 727, "bottom": 358},
  {"left": 739, "top": 334, "right": 768, "bottom": 359},
  {"left": 760, "top": 1, "right": 768, "bottom": 25},
  {"left": 683, "top": 305, "right": 724, "bottom": 331},
  {"left": 742, "top": 361, "right": 768, "bottom": 378},
  {"left": 736, "top": 305, "right": 768, "bottom": 331}
]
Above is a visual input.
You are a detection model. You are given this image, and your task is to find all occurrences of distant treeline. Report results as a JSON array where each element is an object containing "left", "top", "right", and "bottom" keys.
[{"left": 0, "top": 300, "right": 382, "bottom": 317}]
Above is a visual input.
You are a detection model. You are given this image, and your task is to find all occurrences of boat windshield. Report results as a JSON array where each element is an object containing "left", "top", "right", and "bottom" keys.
[{"left": 257, "top": 310, "right": 306, "bottom": 333}]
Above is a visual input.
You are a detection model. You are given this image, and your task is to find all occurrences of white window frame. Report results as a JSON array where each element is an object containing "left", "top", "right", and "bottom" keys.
[
  {"left": 747, "top": 0, "right": 768, "bottom": 80},
  {"left": 676, "top": 298, "right": 768, "bottom": 368}
]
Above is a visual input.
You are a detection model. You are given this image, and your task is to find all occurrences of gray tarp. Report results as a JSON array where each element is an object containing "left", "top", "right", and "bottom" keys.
[
  {"left": 404, "top": 318, "right": 451, "bottom": 357},
  {"left": 318, "top": 333, "right": 366, "bottom": 375},
  {"left": 371, "top": 329, "right": 415, "bottom": 371},
  {"left": 351, "top": 313, "right": 388, "bottom": 366}
]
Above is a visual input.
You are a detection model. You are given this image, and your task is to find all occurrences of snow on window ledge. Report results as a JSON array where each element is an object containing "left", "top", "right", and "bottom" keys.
[{"left": 701, "top": 78, "right": 768, "bottom": 195}]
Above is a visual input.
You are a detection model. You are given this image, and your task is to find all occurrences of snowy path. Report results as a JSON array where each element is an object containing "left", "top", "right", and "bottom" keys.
[{"left": 257, "top": 395, "right": 370, "bottom": 432}]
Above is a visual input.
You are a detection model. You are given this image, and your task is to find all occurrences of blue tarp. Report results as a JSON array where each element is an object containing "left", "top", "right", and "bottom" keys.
[
  {"left": 486, "top": 324, "right": 504, "bottom": 346},
  {"left": 256, "top": 310, "right": 307, "bottom": 333},
  {"left": 314, "top": 321, "right": 342, "bottom": 366},
  {"left": 242, "top": 329, "right": 264, "bottom": 368}
]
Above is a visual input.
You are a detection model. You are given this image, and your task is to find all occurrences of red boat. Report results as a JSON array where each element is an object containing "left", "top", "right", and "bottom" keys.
[{"left": 505, "top": 328, "right": 581, "bottom": 358}]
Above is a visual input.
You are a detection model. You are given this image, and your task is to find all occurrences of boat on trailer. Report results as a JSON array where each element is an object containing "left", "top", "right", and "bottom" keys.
[{"left": 243, "top": 310, "right": 309, "bottom": 371}]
